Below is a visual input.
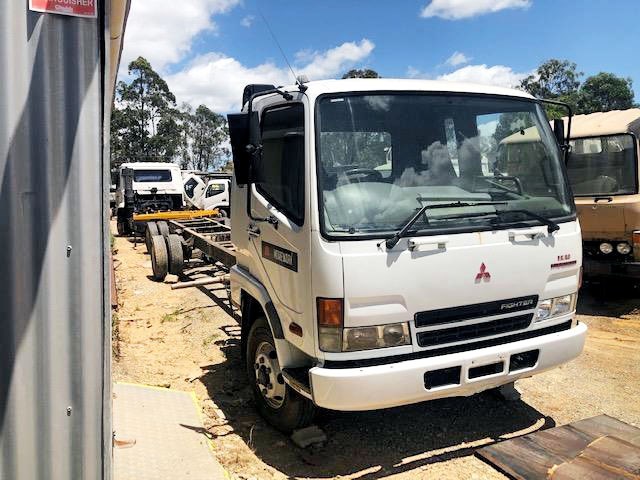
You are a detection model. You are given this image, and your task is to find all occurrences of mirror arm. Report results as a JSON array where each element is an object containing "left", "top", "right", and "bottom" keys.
[{"left": 540, "top": 98, "right": 573, "bottom": 163}]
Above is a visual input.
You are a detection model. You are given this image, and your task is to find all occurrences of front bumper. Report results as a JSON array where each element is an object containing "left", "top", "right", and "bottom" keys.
[
  {"left": 584, "top": 257, "right": 640, "bottom": 279},
  {"left": 309, "top": 321, "right": 587, "bottom": 411}
]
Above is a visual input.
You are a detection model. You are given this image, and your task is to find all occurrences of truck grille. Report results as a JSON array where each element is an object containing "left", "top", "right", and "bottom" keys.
[
  {"left": 417, "top": 314, "right": 533, "bottom": 347},
  {"left": 415, "top": 295, "right": 538, "bottom": 328}
]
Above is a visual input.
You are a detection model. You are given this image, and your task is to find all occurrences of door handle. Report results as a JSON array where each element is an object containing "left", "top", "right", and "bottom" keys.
[
  {"left": 247, "top": 225, "right": 261, "bottom": 237},
  {"left": 508, "top": 228, "right": 545, "bottom": 240},
  {"left": 408, "top": 236, "right": 449, "bottom": 250}
]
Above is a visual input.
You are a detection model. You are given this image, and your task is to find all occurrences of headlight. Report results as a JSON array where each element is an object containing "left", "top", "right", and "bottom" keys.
[
  {"left": 342, "top": 322, "right": 411, "bottom": 352},
  {"left": 599, "top": 242, "right": 613, "bottom": 254},
  {"left": 535, "top": 294, "right": 577, "bottom": 322},
  {"left": 616, "top": 242, "right": 632, "bottom": 255}
]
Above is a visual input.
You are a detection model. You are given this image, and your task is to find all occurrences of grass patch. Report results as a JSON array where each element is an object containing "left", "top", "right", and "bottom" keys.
[
  {"left": 161, "top": 309, "right": 182, "bottom": 323},
  {"left": 112, "top": 312, "right": 120, "bottom": 358},
  {"left": 202, "top": 332, "right": 220, "bottom": 347}
]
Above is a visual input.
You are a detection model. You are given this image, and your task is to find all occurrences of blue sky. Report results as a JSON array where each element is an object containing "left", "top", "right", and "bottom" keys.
[{"left": 120, "top": 0, "right": 639, "bottom": 112}]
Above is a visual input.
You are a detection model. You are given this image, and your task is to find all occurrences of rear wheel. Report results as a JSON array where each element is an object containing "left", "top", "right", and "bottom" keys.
[
  {"left": 145, "top": 222, "right": 159, "bottom": 253},
  {"left": 157, "top": 221, "right": 170, "bottom": 238},
  {"left": 246, "top": 317, "right": 315, "bottom": 432},
  {"left": 150, "top": 235, "right": 168, "bottom": 281},
  {"left": 165, "top": 234, "right": 184, "bottom": 275}
]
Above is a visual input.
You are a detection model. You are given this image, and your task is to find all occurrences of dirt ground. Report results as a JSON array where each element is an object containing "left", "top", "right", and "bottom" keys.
[{"left": 112, "top": 224, "right": 640, "bottom": 480}]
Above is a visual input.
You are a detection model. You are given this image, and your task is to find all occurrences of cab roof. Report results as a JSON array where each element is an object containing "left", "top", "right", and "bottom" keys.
[
  {"left": 283, "top": 78, "right": 535, "bottom": 101},
  {"left": 120, "top": 162, "right": 180, "bottom": 169},
  {"left": 562, "top": 108, "right": 640, "bottom": 138}
]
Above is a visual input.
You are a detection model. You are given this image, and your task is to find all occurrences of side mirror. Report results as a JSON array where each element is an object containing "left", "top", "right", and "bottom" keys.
[
  {"left": 227, "top": 113, "right": 251, "bottom": 185},
  {"left": 553, "top": 118, "right": 565, "bottom": 146}
]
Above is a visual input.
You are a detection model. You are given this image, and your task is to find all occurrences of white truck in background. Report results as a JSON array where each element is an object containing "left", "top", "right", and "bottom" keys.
[
  {"left": 183, "top": 172, "right": 231, "bottom": 216},
  {"left": 154, "top": 79, "right": 587, "bottom": 433},
  {"left": 115, "top": 162, "right": 184, "bottom": 235}
]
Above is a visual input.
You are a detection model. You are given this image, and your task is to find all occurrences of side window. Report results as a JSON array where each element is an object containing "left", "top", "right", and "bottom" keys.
[
  {"left": 255, "top": 103, "right": 305, "bottom": 225},
  {"left": 184, "top": 178, "right": 199, "bottom": 199},
  {"left": 206, "top": 183, "right": 225, "bottom": 198}
]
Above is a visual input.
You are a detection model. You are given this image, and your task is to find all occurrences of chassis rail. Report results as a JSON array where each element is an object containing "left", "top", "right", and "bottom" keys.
[{"left": 169, "top": 217, "right": 236, "bottom": 268}]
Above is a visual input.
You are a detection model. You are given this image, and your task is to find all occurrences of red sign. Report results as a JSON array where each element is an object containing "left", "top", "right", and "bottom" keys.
[{"left": 29, "top": 0, "right": 97, "bottom": 18}]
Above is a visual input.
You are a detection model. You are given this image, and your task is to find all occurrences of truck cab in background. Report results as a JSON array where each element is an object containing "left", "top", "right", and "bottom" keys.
[
  {"left": 227, "top": 79, "right": 587, "bottom": 432},
  {"left": 564, "top": 109, "right": 640, "bottom": 280},
  {"left": 182, "top": 172, "right": 231, "bottom": 216},
  {"left": 115, "top": 162, "right": 184, "bottom": 235}
]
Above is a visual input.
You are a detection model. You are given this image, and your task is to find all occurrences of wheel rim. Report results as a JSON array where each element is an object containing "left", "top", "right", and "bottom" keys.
[{"left": 254, "top": 341, "right": 286, "bottom": 409}]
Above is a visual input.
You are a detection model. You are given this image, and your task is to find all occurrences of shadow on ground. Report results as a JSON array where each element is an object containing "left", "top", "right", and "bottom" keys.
[
  {"left": 577, "top": 280, "right": 640, "bottom": 317},
  {"left": 196, "top": 326, "right": 554, "bottom": 479}
]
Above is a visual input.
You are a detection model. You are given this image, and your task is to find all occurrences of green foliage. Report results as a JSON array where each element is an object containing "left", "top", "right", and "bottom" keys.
[
  {"left": 111, "top": 57, "right": 179, "bottom": 166},
  {"left": 111, "top": 57, "right": 230, "bottom": 171},
  {"left": 520, "top": 59, "right": 636, "bottom": 117},
  {"left": 578, "top": 73, "right": 635, "bottom": 113},
  {"left": 342, "top": 68, "right": 380, "bottom": 79}
]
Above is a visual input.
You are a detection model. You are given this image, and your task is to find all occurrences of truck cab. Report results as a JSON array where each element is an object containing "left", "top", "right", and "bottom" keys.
[
  {"left": 227, "top": 79, "right": 587, "bottom": 432},
  {"left": 182, "top": 172, "right": 231, "bottom": 215},
  {"left": 564, "top": 109, "right": 640, "bottom": 280},
  {"left": 115, "top": 162, "right": 184, "bottom": 235}
]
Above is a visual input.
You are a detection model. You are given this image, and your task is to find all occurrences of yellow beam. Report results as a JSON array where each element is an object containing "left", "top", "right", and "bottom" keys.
[{"left": 133, "top": 209, "right": 218, "bottom": 222}]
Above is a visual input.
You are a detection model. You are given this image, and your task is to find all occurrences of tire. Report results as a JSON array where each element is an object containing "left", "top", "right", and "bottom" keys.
[
  {"left": 218, "top": 207, "right": 229, "bottom": 218},
  {"left": 116, "top": 221, "right": 127, "bottom": 236},
  {"left": 165, "top": 234, "right": 184, "bottom": 275},
  {"left": 246, "top": 317, "right": 315, "bottom": 433},
  {"left": 157, "top": 221, "right": 170, "bottom": 238},
  {"left": 150, "top": 235, "right": 169, "bottom": 281},
  {"left": 145, "top": 222, "right": 159, "bottom": 254}
]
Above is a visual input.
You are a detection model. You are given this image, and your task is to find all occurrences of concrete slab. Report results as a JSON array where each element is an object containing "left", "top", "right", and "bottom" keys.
[{"left": 113, "top": 383, "right": 227, "bottom": 480}]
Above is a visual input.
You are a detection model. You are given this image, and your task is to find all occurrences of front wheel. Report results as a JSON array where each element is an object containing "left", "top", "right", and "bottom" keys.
[{"left": 246, "top": 317, "right": 315, "bottom": 432}]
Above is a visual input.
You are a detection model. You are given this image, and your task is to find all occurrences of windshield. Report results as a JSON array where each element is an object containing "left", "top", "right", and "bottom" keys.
[
  {"left": 566, "top": 134, "right": 637, "bottom": 196},
  {"left": 133, "top": 169, "right": 173, "bottom": 182},
  {"left": 316, "top": 93, "right": 573, "bottom": 238}
]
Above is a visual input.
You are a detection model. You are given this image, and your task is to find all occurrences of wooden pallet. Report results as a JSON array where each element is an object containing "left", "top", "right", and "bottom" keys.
[{"left": 476, "top": 415, "right": 640, "bottom": 479}]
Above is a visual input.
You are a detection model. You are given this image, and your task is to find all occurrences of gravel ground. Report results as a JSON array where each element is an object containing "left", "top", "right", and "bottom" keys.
[{"left": 112, "top": 227, "right": 640, "bottom": 480}]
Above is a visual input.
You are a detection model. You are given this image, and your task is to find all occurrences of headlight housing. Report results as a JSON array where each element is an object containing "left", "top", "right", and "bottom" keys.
[
  {"left": 599, "top": 242, "right": 613, "bottom": 254},
  {"left": 534, "top": 293, "right": 577, "bottom": 322},
  {"left": 616, "top": 242, "right": 632, "bottom": 255},
  {"left": 342, "top": 323, "right": 411, "bottom": 352}
]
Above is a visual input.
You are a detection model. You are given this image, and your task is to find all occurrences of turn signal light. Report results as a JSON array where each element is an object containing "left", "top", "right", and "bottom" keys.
[{"left": 317, "top": 298, "right": 343, "bottom": 327}]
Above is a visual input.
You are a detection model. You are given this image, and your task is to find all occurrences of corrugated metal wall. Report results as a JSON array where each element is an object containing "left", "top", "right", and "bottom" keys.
[{"left": 0, "top": 1, "right": 118, "bottom": 478}]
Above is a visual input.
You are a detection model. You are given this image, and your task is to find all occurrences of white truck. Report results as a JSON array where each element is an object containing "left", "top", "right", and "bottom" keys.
[
  {"left": 115, "top": 162, "right": 185, "bottom": 235},
  {"left": 154, "top": 79, "right": 587, "bottom": 432},
  {"left": 182, "top": 172, "right": 231, "bottom": 216}
]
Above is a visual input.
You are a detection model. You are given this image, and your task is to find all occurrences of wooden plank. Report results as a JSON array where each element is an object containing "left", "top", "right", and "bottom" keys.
[
  {"left": 478, "top": 436, "right": 567, "bottom": 479},
  {"left": 550, "top": 455, "right": 632, "bottom": 480},
  {"left": 580, "top": 436, "right": 640, "bottom": 476},
  {"left": 477, "top": 416, "right": 640, "bottom": 480},
  {"left": 571, "top": 415, "right": 640, "bottom": 447}
]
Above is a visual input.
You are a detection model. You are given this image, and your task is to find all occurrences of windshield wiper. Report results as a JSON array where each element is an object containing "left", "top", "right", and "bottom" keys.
[
  {"left": 435, "top": 208, "right": 561, "bottom": 234},
  {"left": 496, "top": 209, "right": 560, "bottom": 234},
  {"left": 381, "top": 201, "right": 507, "bottom": 250}
]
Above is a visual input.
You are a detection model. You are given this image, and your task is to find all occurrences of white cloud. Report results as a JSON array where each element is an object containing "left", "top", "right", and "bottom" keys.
[
  {"left": 120, "top": 0, "right": 240, "bottom": 72},
  {"left": 298, "top": 39, "right": 375, "bottom": 80},
  {"left": 437, "top": 64, "right": 528, "bottom": 88},
  {"left": 445, "top": 51, "right": 470, "bottom": 67},
  {"left": 240, "top": 15, "right": 254, "bottom": 28},
  {"left": 166, "top": 39, "right": 375, "bottom": 112},
  {"left": 421, "top": 0, "right": 531, "bottom": 20},
  {"left": 406, "top": 66, "right": 428, "bottom": 79}
]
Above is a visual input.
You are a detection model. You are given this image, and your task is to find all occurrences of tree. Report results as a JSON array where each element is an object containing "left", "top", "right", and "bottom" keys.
[
  {"left": 520, "top": 59, "right": 582, "bottom": 118},
  {"left": 520, "top": 59, "right": 582, "bottom": 99},
  {"left": 342, "top": 68, "right": 380, "bottom": 79},
  {"left": 111, "top": 56, "right": 180, "bottom": 166},
  {"left": 180, "top": 105, "right": 229, "bottom": 171},
  {"left": 578, "top": 73, "right": 635, "bottom": 113}
]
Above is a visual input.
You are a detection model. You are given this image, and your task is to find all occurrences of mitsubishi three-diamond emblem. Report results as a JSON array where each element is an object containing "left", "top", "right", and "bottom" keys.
[{"left": 475, "top": 263, "right": 491, "bottom": 283}]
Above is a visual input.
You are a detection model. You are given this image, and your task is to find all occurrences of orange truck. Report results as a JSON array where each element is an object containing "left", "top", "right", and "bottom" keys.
[{"left": 565, "top": 109, "right": 640, "bottom": 279}]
